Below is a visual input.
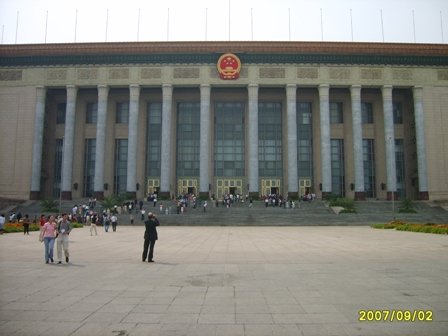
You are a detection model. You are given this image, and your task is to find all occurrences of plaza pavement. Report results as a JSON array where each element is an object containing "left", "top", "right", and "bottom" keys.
[{"left": 0, "top": 225, "right": 447, "bottom": 336}]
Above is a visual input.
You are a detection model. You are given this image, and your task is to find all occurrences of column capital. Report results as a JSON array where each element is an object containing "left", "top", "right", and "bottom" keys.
[
  {"left": 318, "top": 84, "right": 330, "bottom": 96},
  {"left": 129, "top": 84, "right": 140, "bottom": 99},
  {"left": 200, "top": 84, "right": 211, "bottom": 96},
  {"left": 36, "top": 85, "right": 46, "bottom": 99},
  {"left": 248, "top": 83, "right": 259, "bottom": 88},
  {"left": 413, "top": 85, "right": 423, "bottom": 100},
  {"left": 286, "top": 84, "right": 297, "bottom": 96},
  {"left": 200, "top": 83, "right": 211, "bottom": 89},
  {"left": 350, "top": 84, "right": 362, "bottom": 94},
  {"left": 382, "top": 84, "right": 393, "bottom": 94}
]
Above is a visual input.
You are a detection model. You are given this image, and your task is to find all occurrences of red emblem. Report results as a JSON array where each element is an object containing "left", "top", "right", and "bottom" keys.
[{"left": 217, "top": 53, "right": 241, "bottom": 80}]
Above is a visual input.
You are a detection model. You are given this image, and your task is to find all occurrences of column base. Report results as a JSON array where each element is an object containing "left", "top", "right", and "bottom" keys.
[
  {"left": 199, "top": 192, "right": 209, "bottom": 199},
  {"left": 29, "top": 191, "right": 41, "bottom": 200},
  {"left": 418, "top": 191, "right": 429, "bottom": 200},
  {"left": 249, "top": 192, "right": 259, "bottom": 200},
  {"left": 288, "top": 192, "right": 298, "bottom": 200},
  {"left": 126, "top": 192, "right": 136, "bottom": 200},
  {"left": 158, "top": 191, "right": 171, "bottom": 200},
  {"left": 94, "top": 191, "right": 104, "bottom": 200},
  {"left": 321, "top": 192, "right": 332, "bottom": 200},
  {"left": 61, "top": 191, "right": 72, "bottom": 200},
  {"left": 354, "top": 192, "right": 366, "bottom": 201},
  {"left": 386, "top": 192, "right": 398, "bottom": 201}
]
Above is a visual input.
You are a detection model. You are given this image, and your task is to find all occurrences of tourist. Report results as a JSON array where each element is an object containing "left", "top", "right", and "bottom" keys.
[
  {"left": 56, "top": 213, "right": 72, "bottom": 264},
  {"left": 142, "top": 212, "right": 159, "bottom": 263},
  {"left": 22, "top": 214, "right": 31, "bottom": 235},
  {"left": 39, "top": 215, "right": 57, "bottom": 263}
]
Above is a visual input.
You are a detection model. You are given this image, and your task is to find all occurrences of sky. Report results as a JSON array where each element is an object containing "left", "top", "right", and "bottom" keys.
[{"left": 0, "top": 0, "right": 447, "bottom": 44}]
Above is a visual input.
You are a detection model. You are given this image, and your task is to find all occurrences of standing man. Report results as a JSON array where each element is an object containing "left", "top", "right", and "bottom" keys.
[
  {"left": 142, "top": 212, "right": 159, "bottom": 263},
  {"left": 57, "top": 213, "right": 72, "bottom": 264}
]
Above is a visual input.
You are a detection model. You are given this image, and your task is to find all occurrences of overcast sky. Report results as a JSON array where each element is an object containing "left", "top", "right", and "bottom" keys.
[{"left": 0, "top": 0, "right": 447, "bottom": 44}]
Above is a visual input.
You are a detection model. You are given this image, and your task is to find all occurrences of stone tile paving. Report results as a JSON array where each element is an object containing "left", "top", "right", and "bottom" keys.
[{"left": 0, "top": 226, "right": 447, "bottom": 335}]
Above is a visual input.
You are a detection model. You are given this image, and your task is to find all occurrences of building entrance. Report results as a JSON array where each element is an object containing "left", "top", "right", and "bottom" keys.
[
  {"left": 299, "top": 178, "right": 312, "bottom": 197},
  {"left": 177, "top": 179, "right": 198, "bottom": 196},
  {"left": 147, "top": 179, "right": 160, "bottom": 196},
  {"left": 261, "top": 179, "right": 281, "bottom": 196},
  {"left": 216, "top": 179, "right": 243, "bottom": 198}
]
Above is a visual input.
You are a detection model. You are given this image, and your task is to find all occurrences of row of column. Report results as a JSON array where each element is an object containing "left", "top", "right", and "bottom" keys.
[{"left": 29, "top": 84, "right": 429, "bottom": 200}]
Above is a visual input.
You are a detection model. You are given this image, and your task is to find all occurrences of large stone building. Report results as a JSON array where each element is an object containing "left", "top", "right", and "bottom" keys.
[{"left": 0, "top": 41, "right": 447, "bottom": 201}]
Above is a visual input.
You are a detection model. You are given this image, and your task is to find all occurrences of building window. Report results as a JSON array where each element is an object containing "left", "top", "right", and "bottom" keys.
[
  {"left": 146, "top": 103, "right": 162, "bottom": 177},
  {"left": 214, "top": 102, "right": 245, "bottom": 177},
  {"left": 116, "top": 102, "right": 129, "bottom": 124},
  {"left": 53, "top": 138, "right": 63, "bottom": 197},
  {"left": 363, "top": 139, "right": 376, "bottom": 198},
  {"left": 83, "top": 139, "right": 96, "bottom": 197},
  {"left": 297, "top": 102, "right": 313, "bottom": 180},
  {"left": 361, "top": 102, "right": 374, "bottom": 124},
  {"left": 393, "top": 102, "right": 403, "bottom": 124},
  {"left": 331, "top": 139, "right": 345, "bottom": 197},
  {"left": 330, "top": 102, "right": 343, "bottom": 124},
  {"left": 395, "top": 139, "right": 405, "bottom": 199},
  {"left": 114, "top": 139, "right": 128, "bottom": 195},
  {"left": 86, "top": 102, "right": 98, "bottom": 124},
  {"left": 56, "top": 103, "right": 66, "bottom": 124},
  {"left": 258, "top": 102, "right": 282, "bottom": 177},
  {"left": 176, "top": 102, "right": 200, "bottom": 177}
]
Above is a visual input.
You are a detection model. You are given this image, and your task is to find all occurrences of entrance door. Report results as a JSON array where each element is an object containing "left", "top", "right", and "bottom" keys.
[
  {"left": 299, "top": 178, "right": 312, "bottom": 196},
  {"left": 216, "top": 179, "right": 243, "bottom": 198},
  {"left": 261, "top": 179, "right": 281, "bottom": 196}
]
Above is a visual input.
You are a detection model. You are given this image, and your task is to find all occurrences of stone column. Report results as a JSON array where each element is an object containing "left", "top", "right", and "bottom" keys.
[
  {"left": 199, "top": 84, "right": 211, "bottom": 198},
  {"left": 126, "top": 84, "right": 140, "bottom": 199},
  {"left": 286, "top": 84, "right": 298, "bottom": 198},
  {"left": 160, "top": 84, "right": 173, "bottom": 198},
  {"left": 61, "top": 85, "right": 77, "bottom": 200},
  {"left": 247, "top": 84, "right": 259, "bottom": 197},
  {"left": 319, "top": 84, "right": 332, "bottom": 197},
  {"left": 382, "top": 85, "right": 397, "bottom": 200},
  {"left": 351, "top": 85, "right": 365, "bottom": 200},
  {"left": 94, "top": 85, "right": 108, "bottom": 200},
  {"left": 413, "top": 86, "right": 429, "bottom": 200},
  {"left": 30, "top": 86, "right": 46, "bottom": 200}
]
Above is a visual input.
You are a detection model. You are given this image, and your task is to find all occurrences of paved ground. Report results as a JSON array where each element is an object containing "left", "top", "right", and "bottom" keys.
[{"left": 0, "top": 225, "right": 447, "bottom": 336}]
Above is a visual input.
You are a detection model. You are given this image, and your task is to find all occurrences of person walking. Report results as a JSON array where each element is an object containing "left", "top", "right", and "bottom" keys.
[
  {"left": 39, "top": 215, "right": 57, "bottom": 263},
  {"left": 90, "top": 213, "right": 98, "bottom": 236},
  {"left": 22, "top": 214, "right": 31, "bottom": 235},
  {"left": 56, "top": 213, "right": 72, "bottom": 264},
  {"left": 142, "top": 212, "right": 159, "bottom": 263},
  {"left": 111, "top": 214, "right": 118, "bottom": 232}
]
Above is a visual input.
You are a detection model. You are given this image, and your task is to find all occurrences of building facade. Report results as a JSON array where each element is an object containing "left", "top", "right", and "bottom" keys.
[{"left": 0, "top": 41, "right": 447, "bottom": 201}]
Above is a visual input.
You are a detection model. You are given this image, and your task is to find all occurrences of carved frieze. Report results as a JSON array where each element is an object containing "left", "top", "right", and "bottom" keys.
[
  {"left": 437, "top": 69, "right": 448, "bottom": 80},
  {"left": 0, "top": 70, "right": 22, "bottom": 81},
  {"left": 297, "top": 68, "right": 318, "bottom": 79},
  {"left": 109, "top": 68, "right": 129, "bottom": 80},
  {"left": 173, "top": 68, "right": 200, "bottom": 79},
  {"left": 329, "top": 68, "right": 350, "bottom": 80},
  {"left": 393, "top": 69, "right": 412, "bottom": 81},
  {"left": 46, "top": 69, "right": 67, "bottom": 80},
  {"left": 141, "top": 68, "right": 162, "bottom": 79},
  {"left": 361, "top": 69, "right": 383, "bottom": 80},
  {"left": 259, "top": 68, "right": 285, "bottom": 78},
  {"left": 77, "top": 69, "right": 98, "bottom": 80}
]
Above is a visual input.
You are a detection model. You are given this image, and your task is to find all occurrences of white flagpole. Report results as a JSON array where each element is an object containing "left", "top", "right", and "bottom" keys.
[
  {"left": 1, "top": 25, "right": 4, "bottom": 44},
  {"left": 205, "top": 8, "right": 208, "bottom": 41},
  {"left": 167, "top": 8, "right": 170, "bottom": 41},
  {"left": 74, "top": 9, "right": 78, "bottom": 42},
  {"left": 251, "top": 8, "right": 253, "bottom": 41},
  {"left": 441, "top": 11, "right": 445, "bottom": 43},
  {"left": 137, "top": 8, "right": 141, "bottom": 41},
  {"left": 45, "top": 10, "right": 48, "bottom": 43},
  {"left": 288, "top": 8, "right": 291, "bottom": 41},
  {"left": 380, "top": 9, "right": 385, "bottom": 42},
  {"left": 105, "top": 9, "right": 109, "bottom": 42},
  {"left": 412, "top": 10, "right": 416, "bottom": 43},
  {"left": 320, "top": 8, "right": 323, "bottom": 41},
  {"left": 228, "top": 0, "right": 231, "bottom": 41},
  {"left": 350, "top": 9, "right": 354, "bottom": 42},
  {"left": 15, "top": 11, "right": 19, "bottom": 44}
]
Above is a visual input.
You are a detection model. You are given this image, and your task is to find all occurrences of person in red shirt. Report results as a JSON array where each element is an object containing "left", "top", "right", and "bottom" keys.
[{"left": 39, "top": 214, "right": 46, "bottom": 227}]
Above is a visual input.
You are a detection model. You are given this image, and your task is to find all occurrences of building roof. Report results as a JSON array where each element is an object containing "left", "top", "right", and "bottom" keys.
[{"left": 1, "top": 41, "right": 448, "bottom": 67}]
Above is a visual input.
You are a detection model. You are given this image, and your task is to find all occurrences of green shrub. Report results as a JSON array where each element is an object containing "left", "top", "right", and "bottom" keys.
[
  {"left": 373, "top": 221, "right": 448, "bottom": 235},
  {"left": 41, "top": 198, "right": 58, "bottom": 212},
  {"left": 398, "top": 198, "right": 417, "bottom": 213}
]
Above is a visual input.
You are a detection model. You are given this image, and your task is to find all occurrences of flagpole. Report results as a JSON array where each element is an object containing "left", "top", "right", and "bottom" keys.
[
  {"left": 137, "top": 8, "right": 141, "bottom": 41},
  {"left": 167, "top": 8, "right": 170, "bottom": 41},
  {"left": 74, "top": 9, "right": 78, "bottom": 42},
  {"left": 412, "top": 10, "right": 416, "bottom": 43},
  {"left": 228, "top": 0, "right": 231, "bottom": 41},
  {"left": 288, "top": 8, "right": 291, "bottom": 41},
  {"left": 380, "top": 9, "right": 385, "bottom": 42},
  {"left": 15, "top": 11, "right": 19, "bottom": 44},
  {"left": 320, "top": 8, "right": 323, "bottom": 41},
  {"left": 205, "top": 8, "right": 208, "bottom": 41},
  {"left": 45, "top": 10, "right": 48, "bottom": 43},
  {"left": 350, "top": 9, "right": 354, "bottom": 42},
  {"left": 441, "top": 11, "right": 445, "bottom": 43},
  {"left": 1, "top": 25, "right": 4, "bottom": 44},
  {"left": 105, "top": 9, "right": 109, "bottom": 42},
  {"left": 251, "top": 8, "right": 253, "bottom": 41}
]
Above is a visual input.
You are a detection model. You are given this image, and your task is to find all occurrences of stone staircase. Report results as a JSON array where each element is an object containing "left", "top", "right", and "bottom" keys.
[{"left": 7, "top": 198, "right": 448, "bottom": 226}]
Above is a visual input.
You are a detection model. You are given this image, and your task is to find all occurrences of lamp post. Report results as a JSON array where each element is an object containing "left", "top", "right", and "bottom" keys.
[{"left": 59, "top": 137, "right": 64, "bottom": 215}]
